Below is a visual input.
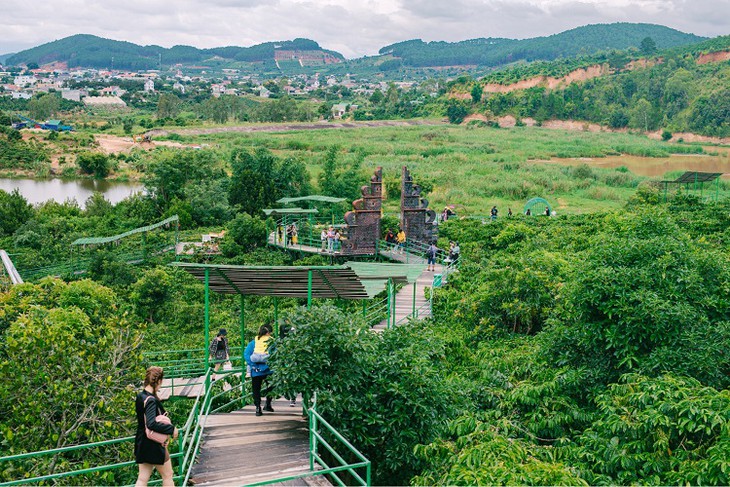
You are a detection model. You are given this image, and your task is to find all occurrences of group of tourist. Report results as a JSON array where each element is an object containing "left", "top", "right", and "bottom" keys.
[
  {"left": 135, "top": 325, "right": 282, "bottom": 486},
  {"left": 384, "top": 228, "right": 407, "bottom": 252},
  {"left": 276, "top": 223, "right": 299, "bottom": 246},
  {"left": 320, "top": 226, "right": 342, "bottom": 253}
]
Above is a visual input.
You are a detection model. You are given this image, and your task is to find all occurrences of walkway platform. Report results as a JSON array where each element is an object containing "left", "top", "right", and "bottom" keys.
[
  {"left": 190, "top": 398, "right": 330, "bottom": 486},
  {"left": 268, "top": 233, "right": 345, "bottom": 256},
  {"left": 373, "top": 249, "right": 441, "bottom": 330}
]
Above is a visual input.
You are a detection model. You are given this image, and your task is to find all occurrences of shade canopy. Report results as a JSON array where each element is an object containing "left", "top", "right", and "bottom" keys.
[
  {"left": 262, "top": 208, "right": 319, "bottom": 216},
  {"left": 277, "top": 195, "right": 346, "bottom": 205},
  {"left": 169, "top": 262, "right": 422, "bottom": 300},
  {"left": 671, "top": 171, "right": 723, "bottom": 183},
  {"left": 72, "top": 215, "right": 178, "bottom": 246}
]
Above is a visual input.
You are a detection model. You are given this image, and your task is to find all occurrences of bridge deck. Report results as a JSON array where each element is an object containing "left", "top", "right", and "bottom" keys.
[
  {"left": 373, "top": 249, "right": 440, "bottom": 330},
  {"left": 190, "top": 398, "right": 329, "bottom": 486}
]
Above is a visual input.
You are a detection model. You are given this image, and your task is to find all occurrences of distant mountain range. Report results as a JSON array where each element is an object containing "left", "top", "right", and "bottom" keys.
[{"left": 3, "top": 23, "right": 707, "bottom": 75}]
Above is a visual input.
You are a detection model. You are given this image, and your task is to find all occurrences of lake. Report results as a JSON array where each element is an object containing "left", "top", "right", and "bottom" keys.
[{"left": 0, "top": 178, "right": 143, "bottom": 207}]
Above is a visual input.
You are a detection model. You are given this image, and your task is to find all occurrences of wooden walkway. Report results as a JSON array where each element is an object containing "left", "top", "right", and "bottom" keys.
[
  {"left": 373, "top": 249, "right": 440, "bottom": 330},
  {"left": 190, "top": 397, "right": 330, "bottom": 486}
]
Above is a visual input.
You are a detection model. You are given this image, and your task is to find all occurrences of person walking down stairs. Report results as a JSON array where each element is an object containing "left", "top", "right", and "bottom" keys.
[{"left": 245, "top": 325, "right": 275, "bottom": 417}]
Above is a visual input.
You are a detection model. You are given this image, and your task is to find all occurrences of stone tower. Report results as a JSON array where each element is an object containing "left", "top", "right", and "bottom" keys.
[
  {"left": 400, "top": 166, "right": 437, "bottom": 245},
  {"left": 341, "top": 167, "right": 383, "bottom": 255}
]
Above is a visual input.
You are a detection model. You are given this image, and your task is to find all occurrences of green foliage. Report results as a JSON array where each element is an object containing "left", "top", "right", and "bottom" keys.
[
  {"left": 219, "top": 213, "right": 267, "bottom": 256},
  {"left": 130, "top": 267, "right": 173, "bottom": 322},
  {"left": 77, "top": 152, "right": 111, "bottom": 178},
  {"left": 573, "top": 374, "right": 730, "bottom": 485},
  {"left": 446, "top": 100, "right": 469, "bottom": 124},
  {"left": 413, "top": 416, "right": 587, "bottom": 486},
  {"left": 272, "top": 305, "right": 458, "bottom": 484},
  {"left": 27, "top": 93, "right": 60, "bottom": 120},
  {"left": 0, "top": 278, "right": 143, "bottom": 481},
  {"left": 380, "top": 24, "right": 703, "bottom": 68},
  {"left": 544, "top": 208, "right": 730, "bottom": 389},
  {"left": 144, "top": 149, "right": 224, "bottom": 207},
  {"left": 0, "top": 189, "right": 33, "bottom": 237}
]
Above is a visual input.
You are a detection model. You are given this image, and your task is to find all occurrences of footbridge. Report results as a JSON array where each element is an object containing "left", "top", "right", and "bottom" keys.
[{"left": 0, "top": 258, "right": 457, "bottom": 486}]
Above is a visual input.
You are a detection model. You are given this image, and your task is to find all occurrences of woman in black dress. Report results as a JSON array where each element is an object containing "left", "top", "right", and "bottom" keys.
[{"left": 135, "top": 366, "right": 178, "bottom": 486}]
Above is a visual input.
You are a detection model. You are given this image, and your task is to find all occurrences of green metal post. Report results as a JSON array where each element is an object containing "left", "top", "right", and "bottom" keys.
[
  {"left": 309, "top": 395, "right": 317, "bottom": 472},
  {"left": 386, "top": 278, "right": 392, "bottom": 329},
  {"left": 204, "top": 269, "right": 210, "bottom": 389},
  {"left": 412, "top": 281, "right": 417, "bottom": 318},
  {"left": 307, "top": 270, "right": 313, "bottom": 309},
  {"left": 240, "top": 294, "right": 245, "bottom": 373}
]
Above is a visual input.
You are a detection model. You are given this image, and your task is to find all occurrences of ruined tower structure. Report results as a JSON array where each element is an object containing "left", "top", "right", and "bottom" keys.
[
  {"left": 341, "top": 167, "right": 383, "bottom": 255},
  {"left": 400, "top": 166, "right": 437, "bottom": 245}
]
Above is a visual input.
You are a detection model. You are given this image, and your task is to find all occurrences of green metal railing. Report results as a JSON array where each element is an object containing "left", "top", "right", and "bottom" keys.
[
  {"left": 246, "top": 394, "right": 371, "bottom": 487},
  {"left": 267, "top": 216, "right": 346, "bottom": 254},
  {"left": 1, "top": 364, "right": 370, "bottom": 486}
]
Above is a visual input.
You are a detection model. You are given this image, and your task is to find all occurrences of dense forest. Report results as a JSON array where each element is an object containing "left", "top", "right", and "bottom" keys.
[
  {"left": 5, "top": 35, "right": 344, "bottom": 70},
  {"left": 379, "top": 23, "right": 705, "bottom": 68},
  {"left": 3, "top": 152, "right": 730, "bottom": 484}
]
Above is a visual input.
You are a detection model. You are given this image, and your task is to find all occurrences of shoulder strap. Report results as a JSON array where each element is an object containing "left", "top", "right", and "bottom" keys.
[{"left": 143, "top": 394, "right": 158, "bottom": 413}]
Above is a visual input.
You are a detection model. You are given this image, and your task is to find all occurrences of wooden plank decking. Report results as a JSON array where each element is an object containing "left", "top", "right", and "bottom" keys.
[
  {"left": 190, "top": 398, "right": 330, "bottom": 486},
  {"left": 373, "top": 249, "right": 440, "bottom": 331}
]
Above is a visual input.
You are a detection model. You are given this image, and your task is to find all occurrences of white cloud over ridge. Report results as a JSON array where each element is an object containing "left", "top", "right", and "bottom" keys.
[{"left": 0, "top": 0, "right": 727, "bottom": 58}]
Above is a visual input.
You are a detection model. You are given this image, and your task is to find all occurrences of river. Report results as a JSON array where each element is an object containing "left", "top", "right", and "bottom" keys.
[{"left": 0, "top": 178, "right": 143, "bottom": 207}]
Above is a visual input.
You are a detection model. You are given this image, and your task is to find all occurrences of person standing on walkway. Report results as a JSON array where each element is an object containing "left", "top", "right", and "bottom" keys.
[
  {"left": 491, "top": 206, "right": 498, "bottom": 221},
  {"left": 396, "top": 228, "right": 406, "bottom": 253},
  {"left": 426, "top": 242, "right": 438, "bottom": 272},
  {"left": 135, "top": 366, "right": 178, "bottom": 487},
  {"left": 245, "top": 325, "right": 275, "bottom": 417},
  {"left": 320, "top": 228, "right": 327, "bottom": 251},
  {"left": 326, "top": 226, "right": 336, "bottom": 252},
  {"left": 508, "top": 208, "right": 513, "bottom": 217},
  {"left": 208, "top": 328, "right": 229, "bottom": 382}
]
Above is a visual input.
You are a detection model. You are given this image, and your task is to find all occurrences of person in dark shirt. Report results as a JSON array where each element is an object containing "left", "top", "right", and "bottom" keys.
[{"left": 135, "top": 366, "right": 178, "bottom": 486}]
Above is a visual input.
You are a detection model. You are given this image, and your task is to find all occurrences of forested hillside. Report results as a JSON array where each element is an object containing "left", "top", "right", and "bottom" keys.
[
  {"left": 379, "top": 23, "right": 705, "bottom": 68},
  {"left": 446, "top": 35, "right": 730, "bottom": 137},
  {"left": 6, "top": 35, "right": 344, "bottom": 70}
]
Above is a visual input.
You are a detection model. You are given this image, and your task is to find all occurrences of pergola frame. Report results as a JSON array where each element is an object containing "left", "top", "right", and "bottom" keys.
[
  {"left": 169, "top": 262, "right": 421, "bottom": 387},
  {"left": 660, "top": 171, "right": 723, "bottom": 203}
]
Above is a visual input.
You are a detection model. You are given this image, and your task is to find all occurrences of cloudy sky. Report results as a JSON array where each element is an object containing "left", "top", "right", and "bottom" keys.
[{"left": 1, "top": 0, "right": 728, "bottom": 58}]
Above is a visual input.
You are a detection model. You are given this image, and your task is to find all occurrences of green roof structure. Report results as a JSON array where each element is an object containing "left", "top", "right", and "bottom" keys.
[
  {"left": 169, "top": 262, "right": 420, "bottom": 300},
  {"left": 72, "top": 215, "right": 179, "bottom": 246},
  {"left": 262, "top": 208, "right": 319, "bottom": 216},
  {"left": 277, "top": 195, "right": 346, "bottom": 205}
]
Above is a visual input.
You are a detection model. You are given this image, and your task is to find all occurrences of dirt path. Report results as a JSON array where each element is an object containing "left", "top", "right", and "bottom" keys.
[{"left": 145, "top": 119, "right": 443, "bottom": 137}]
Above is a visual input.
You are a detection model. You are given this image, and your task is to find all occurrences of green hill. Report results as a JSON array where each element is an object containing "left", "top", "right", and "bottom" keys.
[
  {"left": 378, "top": 23, "right": 706, "bottom": 68},
  {"left": 6, "top": 34, "right": 345, "bottom": 70},
  {"left": 446, "top": 35, "right": 730, "bottom": 137}
]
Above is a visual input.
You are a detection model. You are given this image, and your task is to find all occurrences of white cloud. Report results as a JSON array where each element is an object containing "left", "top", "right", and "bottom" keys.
[{"left": 0, "top": 0, "right": 727, "bottom": 58}]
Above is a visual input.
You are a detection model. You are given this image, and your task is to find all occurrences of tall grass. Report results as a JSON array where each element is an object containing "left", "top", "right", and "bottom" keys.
[{"left": 183, "top": 124, "right": 726, "bottom": 214}]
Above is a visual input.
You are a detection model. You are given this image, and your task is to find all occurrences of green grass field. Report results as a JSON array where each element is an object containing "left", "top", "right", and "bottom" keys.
[{"left": 161, "top": 123, "right": 727, "bottom": 215}]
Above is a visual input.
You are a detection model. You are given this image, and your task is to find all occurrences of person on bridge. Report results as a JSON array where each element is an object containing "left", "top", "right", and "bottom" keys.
[
  {"left": 320, "top": 229, "right": 327, "bottom": 251},
  {"left": 426, "top": 242, "right": 438, "bottom": 272},
  {"left": 245, "top": 324, "right": 275, "bottom": 417},
  {"left": 135, "top": 366, "right": 178, "bottom": 487},
  {"left": 491, "top": 206, "right": 498, "bottom": 220},
  {"left": 396, "top": 228, "right": 406, "bottom": 253},
  {"left": 385, "top": 228, "right": 395, "bottom": 244},
  {"left": 326, "top": 226, "right": 336, "bottom": 252},
  {"left": 208, "top": 328, "right": 229, "bottom": 382}
]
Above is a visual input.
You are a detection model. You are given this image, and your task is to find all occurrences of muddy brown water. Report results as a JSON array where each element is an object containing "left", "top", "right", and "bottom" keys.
[
  {"left": 0, "top": 178, "right": 143, "bottom": 207},
  {"left": 543, "top": 150, "right": 730, "bottom": 179}
]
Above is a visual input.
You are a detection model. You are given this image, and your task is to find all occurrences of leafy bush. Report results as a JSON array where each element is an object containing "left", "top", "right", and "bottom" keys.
[{"left": 271, "top": 305, "right": 459, "bottom": 484}]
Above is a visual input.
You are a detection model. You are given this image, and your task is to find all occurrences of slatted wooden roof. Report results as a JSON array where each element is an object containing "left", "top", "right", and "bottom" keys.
[{"left": 169, "top": 263, "right": 417, "bottom": 299}]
